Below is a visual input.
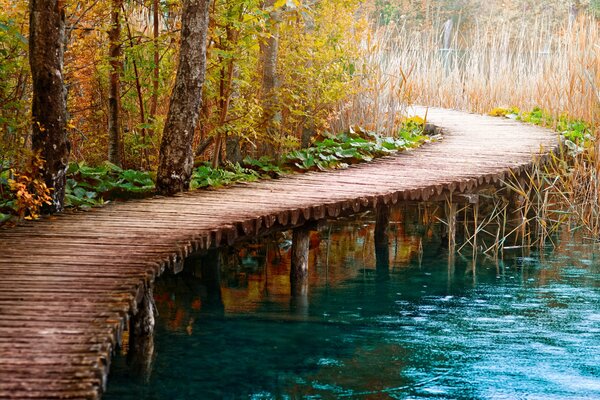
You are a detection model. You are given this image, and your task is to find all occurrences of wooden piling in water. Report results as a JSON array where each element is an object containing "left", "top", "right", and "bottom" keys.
[
  {"left": 128, "top": 282, "right": 156, "bottom": 382},
  {"left": 290, "top": 226, "right": 310, "bottom": 295},
  {"left": 200, "top": 248, "right": 224, "bottom": 310},
  {"left": 375, "top": 205, "right": 391, "bottom": 281}
]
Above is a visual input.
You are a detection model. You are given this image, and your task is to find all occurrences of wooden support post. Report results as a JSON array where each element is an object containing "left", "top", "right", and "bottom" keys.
[
  {"left": 128, "top": 282, "right": 156, "bottom": 381},
  {"left": 200, "top": 248, "right": 223, "bottom": 311},
  {"left": 375, "top": 205, "right": 390, "bottom": 281},
  {"left": 290, "top": 288, "right": 309, "bottom": 316},
  {"left": 290, "top": 226, "right": 310, "bottom": 295},
  {"left": 132, "top": 283, "right": 156, "bottom": 337}
]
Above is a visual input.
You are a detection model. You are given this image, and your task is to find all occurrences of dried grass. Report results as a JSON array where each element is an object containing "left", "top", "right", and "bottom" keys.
[
  {"left": 358, "top": 15, "right": 599, "bottom": 127},
  {"left": 343, "top": 13, "right": 600, "bottom": 243}
]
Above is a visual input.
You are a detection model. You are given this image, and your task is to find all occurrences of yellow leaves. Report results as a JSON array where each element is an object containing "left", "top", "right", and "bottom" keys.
[
  {"left": 403, "top": 115, "right": 425, "bottom": 125},
  {"left": 488, "top": 107, "right": 520, "bottom": 117},
  {"left": 6, "top": 156, "right": 52, "bottom": 221}
]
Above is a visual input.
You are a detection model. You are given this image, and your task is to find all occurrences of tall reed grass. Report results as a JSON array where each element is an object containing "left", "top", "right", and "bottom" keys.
[
  {"left": 339, "top": 13, "right": 600, "bottom": 240},
  {"left": 348, "top": 15, "right": 599, "bottom": 129}
]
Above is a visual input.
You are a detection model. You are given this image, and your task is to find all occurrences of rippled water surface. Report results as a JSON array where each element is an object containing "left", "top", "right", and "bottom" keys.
[{"left": 105, "top": 214, "right": 600, "bottom": 399}]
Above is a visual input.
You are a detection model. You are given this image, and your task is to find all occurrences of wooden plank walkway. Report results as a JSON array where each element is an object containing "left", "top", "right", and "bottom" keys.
[{"left": 0, "top": 107, "right": 558, "bottom": 399}]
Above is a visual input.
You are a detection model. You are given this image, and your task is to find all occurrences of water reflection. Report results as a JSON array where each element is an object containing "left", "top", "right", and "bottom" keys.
[{"left": 105, "top": 206, "right": 600, "bottom": 400}]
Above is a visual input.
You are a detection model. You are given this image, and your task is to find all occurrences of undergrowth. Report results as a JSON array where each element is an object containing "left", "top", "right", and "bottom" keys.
[
  {"left": 1, "top": 120, "right": 430, "bottom": 226},
  {"left": 192, "top": 119, "right": 431, "bottom": 187},
  {"left": 64, "top": 162, "right": 155, "bottom": 208}
]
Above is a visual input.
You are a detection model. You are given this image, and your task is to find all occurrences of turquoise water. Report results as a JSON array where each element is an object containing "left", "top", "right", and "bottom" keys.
[{"left": 105, "top": 216, "right": 600, "bottom": 399}]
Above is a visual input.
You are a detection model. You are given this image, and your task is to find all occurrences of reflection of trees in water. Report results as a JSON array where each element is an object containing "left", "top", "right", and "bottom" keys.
[
  {"left": 153, "top": 204, "right": 442, "bottom": 333},
  {"left": 156, "top": 208, "right": 430, "bottom": 332}
]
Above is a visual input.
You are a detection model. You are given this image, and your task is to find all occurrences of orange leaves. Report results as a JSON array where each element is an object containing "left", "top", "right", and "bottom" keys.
[{"left": 5, "top": 154, "right": 52, "bottom": 221}]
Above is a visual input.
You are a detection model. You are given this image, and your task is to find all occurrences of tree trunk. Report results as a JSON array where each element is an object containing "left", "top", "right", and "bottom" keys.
[
  {"left": 108, "top": 0, "right": 123, "bottom": 166},
  {"left": 147, "top": 0, "right": 160, "bottom": 169},
  {"left": 156, "top": 0, "right": 211, "bottom": 195},
  {"left": 212, "top": 39, "right": 237, "bottom": 168},
  {"left": 150, "top": 0, "right": 160, "bottom": 121},
  {"left": 259, "top": 0, "right": 281, "bottom": 156},
  {"left": 123, "top": 14, "right": 150, "bottom": 169},
  {"left": 29, "top": 0, "right": 69, "bottom": 213}
]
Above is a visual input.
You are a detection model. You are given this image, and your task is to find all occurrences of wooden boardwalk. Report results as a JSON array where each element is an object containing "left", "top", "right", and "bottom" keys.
[{"left": 0, "top": 108, "right": 558, "bottom": 399}]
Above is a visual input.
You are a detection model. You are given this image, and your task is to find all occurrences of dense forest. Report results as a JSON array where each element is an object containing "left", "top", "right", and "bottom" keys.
[{"left": 0, "top": 0, "right": 598, "bottom": 226}]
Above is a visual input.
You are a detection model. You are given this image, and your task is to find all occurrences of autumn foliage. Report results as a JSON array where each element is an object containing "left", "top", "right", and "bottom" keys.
[{"left": 1, "top": 0, "right": 599, "bottom": 223}]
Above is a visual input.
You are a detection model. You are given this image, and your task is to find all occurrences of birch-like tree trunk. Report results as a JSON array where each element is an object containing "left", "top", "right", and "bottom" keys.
[
  {"left": 108, "top": 0, "right": 123, "bottom": 166},
  {"left": 156, "top": 0, "right": 211, "bottom": 194},
  {"left": 29, "top": 0, "right": 69, "bottom": 212}
]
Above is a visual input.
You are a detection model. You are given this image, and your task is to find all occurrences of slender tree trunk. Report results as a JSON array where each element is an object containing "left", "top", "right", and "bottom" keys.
[
  {"left": 29, "top": 0, "right": 69, "bottom": 213},
  {"left": 260, "top": 0, "right": 281, "bottom": 156},
  {"left": 300, "top": 9, "right": 316, "bottom": 148},
  {"left": 123, "top": 16, "right": 150, "bottom": 169},
  {"left": 108, "top": 0, "right": 123, "bottom": 166},
  {"left": 156, "top": 0, "right": 211, "bottom": 195},
  {"left": 150, "top": 0, "right": 160, "bottom": 121},
  {"left": 212, "top": 31, "right": 237, "bottom": 168}
]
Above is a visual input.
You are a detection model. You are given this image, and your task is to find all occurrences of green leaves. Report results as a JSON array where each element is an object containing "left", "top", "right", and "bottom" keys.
[
  {"left": 242, "top": 156, "right": 284, "bottom": 178},
  {"left": 64, "top": 162, "right": 155, "bottom": 208},
  {"left": 191, "top": 121, "right": 430, "bottom": 188},
  {"left": 1, "top": 119, "right": 430, "bottom": 221},
  {"left": 519, "top": 107, "right": 553, "bottom": 126},
  {"left": 0, "top": 21, "right": 27, "bottom": 46},
  {"left": 191, "top": 162, "right": 260, "bottom": 189},
  {"left": 282, "top": 122, "right": 429, "bottom": 172},
  {"left": 0, "top": 212, "right": 11, "bottom": 224}
]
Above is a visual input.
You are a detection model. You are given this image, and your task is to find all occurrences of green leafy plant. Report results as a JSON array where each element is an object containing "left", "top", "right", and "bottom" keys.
[
  {"left": 1, "top": 119, "right": 432, "bottom": 225},
  {"left": 241, "top": 156, "right": 284, "bottom": 178},
  {"left": 282, "top": 122, "right": 430, "bottom": 172},
  {"left": 518, "top": 107, "right": 554, "bottom": 127},
  {"left": 488, "top": 107, "right": 520, "bottom": 118},
  {"left": 65, "top": 162, "right": 154, "bottom": 208},
  {"left": 191, "top": 162, "right": 260, "bottom": 189},
  {"left": 191, "top": 120, "right": 431, "bottom": 187}
]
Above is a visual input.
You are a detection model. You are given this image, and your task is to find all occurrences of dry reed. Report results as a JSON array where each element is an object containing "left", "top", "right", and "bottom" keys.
[
  {"left": 351, "top": 15, "right": 599, "bottom": 128},
  {"left": 341, "top": 12, "right": 600, "bottom": 243}
]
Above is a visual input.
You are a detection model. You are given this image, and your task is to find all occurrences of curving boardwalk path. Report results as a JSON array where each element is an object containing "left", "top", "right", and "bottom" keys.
[{"left": 0, "top": 108, "right": 558, "bottom": 399}]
